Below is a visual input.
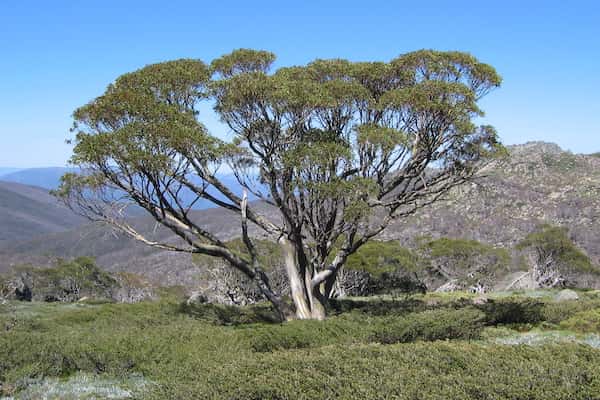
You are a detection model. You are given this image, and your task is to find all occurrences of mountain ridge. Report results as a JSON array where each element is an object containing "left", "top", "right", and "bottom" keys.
[{"left": 0, "top": 181, "right": 85, "bottom": 243}]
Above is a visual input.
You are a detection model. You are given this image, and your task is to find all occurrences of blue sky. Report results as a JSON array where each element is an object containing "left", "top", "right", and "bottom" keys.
[{"left": 0, "top": 0, "right": 598, "bottom": 167}]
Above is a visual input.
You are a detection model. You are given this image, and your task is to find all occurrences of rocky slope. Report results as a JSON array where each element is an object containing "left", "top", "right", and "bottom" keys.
[{"left": 386, "top": 142, "right": 600, "bottom": 265}]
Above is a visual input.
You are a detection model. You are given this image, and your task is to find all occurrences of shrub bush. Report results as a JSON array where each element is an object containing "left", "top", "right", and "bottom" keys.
[
  {"left": 245, "top": 317, "right": 365, "bottom": 352},
  {"left": 179, "top": 301, "right": 280, "bottom": 325},
  {"left": 247, "top": 308, "right": 486, "bottom": 352},
  {"left": 147, "top": 343, "right": 600, "bottom": 400},
  {"left": 345, "top": 240, "right": 422, "bottom": 277},
  {"left": 518, "top": 225, "right": 598, "bottom": 275},
  {"left": 329, "top": 297, "right": 427, "bottom": 316},
  {"left": 541, "top": 299, "right": 600, "bottom": 324},
  {"left": 560, "top": 308, "right": 600, "bottom": 333},
  {"left": 477, "top": 297, "right": 544, "bottom": 325},
  {"left": 371, "top": 308, "right": 485, "bottom": 344}
]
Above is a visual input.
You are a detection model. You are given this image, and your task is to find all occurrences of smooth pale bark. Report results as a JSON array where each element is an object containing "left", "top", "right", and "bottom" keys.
[{"left": 279, "top": 237, "right": 326, "bottom": 320}]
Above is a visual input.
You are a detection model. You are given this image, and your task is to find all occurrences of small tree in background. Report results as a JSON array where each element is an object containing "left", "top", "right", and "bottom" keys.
[
  {"left": 337, "top": 240, "right": 425, "bottom": 297},
  {"left": 517, "top": 224, "right": 596, "bottom": 288},
  {"left": 56, "top": 49, "right": 502, "bottom": 320}
]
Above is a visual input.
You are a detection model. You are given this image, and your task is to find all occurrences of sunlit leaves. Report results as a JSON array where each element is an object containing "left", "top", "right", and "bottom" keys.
[
  {"left": 70, "top": 58, "right": 224, "bottom": 175},
  {"left": 115, "top": 59, "right": 210, "bottom": 108},
  {"left": 379, "top": 80, "right": 480, "bottom": 116},
  {"left": 391, "top": 49, "right": 502, "bottom": 98},
  {"left": 53, "top": 172, "right": 107, "bottom": 198},
  {"left": 211, "top": 48, "right": 276, "bottom": 78},
  {"left": 518, "top": 225, "right": 596, "bottom": 273},
  {"left": 356, "top": 124, "right": 409, "bottom": 152}
]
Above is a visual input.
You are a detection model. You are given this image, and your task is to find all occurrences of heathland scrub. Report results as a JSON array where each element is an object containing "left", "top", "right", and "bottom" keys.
[{"left": 2, "top": 290, "right": 600, "bottom": 399}]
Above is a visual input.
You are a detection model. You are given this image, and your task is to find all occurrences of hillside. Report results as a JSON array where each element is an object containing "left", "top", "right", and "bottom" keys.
[
  {"left": 0, "top": 181, "right": 84, "bottom": 243},
  {"left": 386, "top": 142, "right": 600, "bottom": 264},
  {"left": 0, "top": 203, "right": 272, "bottom": 286},
  {"left": 0, "top": 142, "right": 598, "bottom": 289}
]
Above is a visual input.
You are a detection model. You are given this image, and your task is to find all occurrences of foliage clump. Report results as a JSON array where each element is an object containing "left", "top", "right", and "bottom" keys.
[
  {"left": 477, "top": 297, "right": 544, "bottom": 325},
  {"left": 419, "top": 237, "right": 512, "bottom": 292},
  {"left": 541, "top": 299, "right": 600, "bottom": 324},
  {"left": 340, "top": 240, "right": 426, "bottom": 296},
  {"left": 370, "top": 308, "right": 485, "bottom": 344},
  {"left": 0, "top": 257, "right": 117, "bottom": 302},
  {"left": 560, "top": 308, "right": 600, "bottom": 333},
  {"left": 246, "top": 307, "right": 486, "bottom": 352},
  {"left": 345, "top": 240, "right": 421, "bottom": 276}
]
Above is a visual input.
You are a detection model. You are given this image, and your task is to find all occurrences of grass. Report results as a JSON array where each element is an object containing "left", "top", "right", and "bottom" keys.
[{"left": 1, "top": 291, "right": 600, "bottom": 399}]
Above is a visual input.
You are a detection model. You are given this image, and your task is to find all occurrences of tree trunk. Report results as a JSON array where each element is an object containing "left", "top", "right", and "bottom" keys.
[{"left": 279, "top": 237, "right": 327, "bottom": 320}]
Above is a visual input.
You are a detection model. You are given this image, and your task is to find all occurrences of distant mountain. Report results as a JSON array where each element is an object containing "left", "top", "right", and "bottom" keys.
[
  {"left": 0, "top": 168, "right": 23, "bottom": 177},
  {"left": 0, "top": 167, "right": 74, "bottom": 190},
  {"left": 0, "top": 167, "right": 260, "bottom": 208},
  {"left": 0, "top": 181, "right": 85, "bottom": 243}
]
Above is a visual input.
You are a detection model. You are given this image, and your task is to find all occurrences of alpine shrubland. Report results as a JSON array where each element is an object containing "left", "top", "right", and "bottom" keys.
[{"left": 2, "top": 291, "right": 600, "bottom": 399}]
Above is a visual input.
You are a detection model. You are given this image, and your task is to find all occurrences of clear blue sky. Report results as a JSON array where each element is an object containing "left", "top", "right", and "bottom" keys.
[{"left": 1, "top": 0, "right": 598, "bottom": 167}]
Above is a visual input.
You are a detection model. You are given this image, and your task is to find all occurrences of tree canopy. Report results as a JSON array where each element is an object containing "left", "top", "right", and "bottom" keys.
[{"left": 57, "top": 49, "right": 503, "bottom": 320}]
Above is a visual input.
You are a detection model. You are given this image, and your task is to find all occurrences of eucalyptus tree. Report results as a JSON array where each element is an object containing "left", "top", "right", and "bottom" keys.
[{"left": 57, "top": 49, "right": 502, "bottom": 320}]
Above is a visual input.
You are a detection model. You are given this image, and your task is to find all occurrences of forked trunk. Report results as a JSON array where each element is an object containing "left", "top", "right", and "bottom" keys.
[{"left": 279, "top": 237, "right": 327, "bottom": 320}]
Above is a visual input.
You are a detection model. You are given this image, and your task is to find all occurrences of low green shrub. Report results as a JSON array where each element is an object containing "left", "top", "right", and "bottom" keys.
[
  {"left": 560, "top": 308, "right": 600, "bottom": 333},
  {"left": 179, "top": 302, "right": 280, "bottom": 325},
  {"left": 247, "top": 308, "right": 486, "bottom": 352},
  {"left": 147, "top": 342, "right": 600, "bottom": 400},
  {"left": 517, "top": 225, "right": 599, "bottom": 275},
  {"left": 329, "top": 297, "right": 427, "bottom": 316},
  {"left": 245, "top": 317, "right": 365, "bottom": 352},
  {"left": 477, "top": 297, "right": 544, "bottom": 325},
  {"left": 3, "top": 295, "right": 600, "bottom": 399},
  {"left": 371, "top": 308, "right": 485, "bottom": 344},
  {"left": 345, "top": 240, "right": 422, "bottom": 276},
  {"left": 2, "top": 257, "right": 118, "bottom": 302},
  {"left": 541, "top": 299, "right": 600, "bottom": 324}
]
